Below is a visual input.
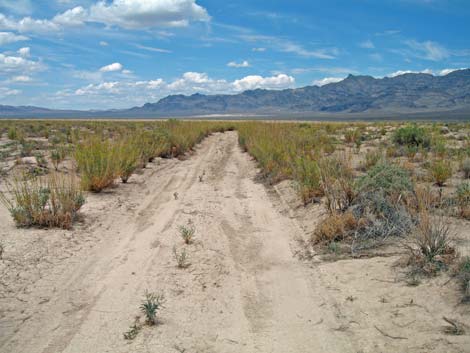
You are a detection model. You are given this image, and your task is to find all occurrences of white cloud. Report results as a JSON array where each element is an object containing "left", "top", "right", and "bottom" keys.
[
  {"left": 240, "top": 34, "right": 337, "bottom": 59},
  {"left": 359, "top": 40, "right": 374, "bottom": 49},
  {"left": 0, "top": 0, "right": 32, "bottom": 15},
  {"left": 0, "top": 31, "right": 28, "bottom": 45},
  {"left": 252, "top": 47, "right": 266, "bottom": 52},
  {"left": 11, "top": 75, "right": 32, "bottom": 82},
  {"left": 136, "top": 44, "right": 172, "bottom": 53},
  {"left": 404, "top": 40, "right": 449, "bottom": 61},
  {"left": 52, "top": 6, "right": 87, "bottom": 27},
  {"left": 0, "top": 0, "right": 210, "bottom": 34},
  {"left": 88, "top": 0, "right": 210, "bottom": 29},
  {"left": 312, "top": 77, "right": 345, "bottom": 86},
  {"left": 0, "top": 51, "right": 44, "bottom": 74},
  {"left": 99, "top": 41, "right": 108, "bottom": 46},
  {"left": 227, "top": 60, "right": 250, "bottom": 68},
  {"left": 232, "top": 74, "right": 294, "bottom": 91},
  {"left": 387, "top": 69, "right": 433, "bottom": 77},
  {"left": 438, "top": 68, "right": 465, "bottom": 76},
  {"left": 17, "top": 47, "right": 30, "bottom": 57},
  {"left": 99, "top": 62, "right": 123, "bottom": 72},
  {"left": 0, "top": 87, "right": 21, "bottom": 95},
  {"left": 57, "top": 72, "right": 296, "bottom": 107}
]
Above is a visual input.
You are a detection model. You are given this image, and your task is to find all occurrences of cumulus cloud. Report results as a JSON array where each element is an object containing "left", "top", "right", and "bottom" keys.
[
  {"left": 0, "top": 31, "right": 28, "bottom": 45},
  {"left": 387, "top": 68, "right": 466, "bottom": 77},
  {"left": 0, "top": 0, "right": 210, "bottom": 33},
  {"left": 88, "top": 0, "right": 210, "bottom": 29},
  {"left": 312, "top": 77, "right": 345, "bottom": 86},
  {"left": 227, "top": 60, "right": 250, "bottom": 68},
  {"left": 387, "top": 69, "right": 433, "bottom": 77},
  {"left": 99, "top": 62, "right": 123, "bottom": 72},
  {"left": 0, "top": 50, "right": 44, "bottom": 74},
  {"left": 57, "top": 72, "right": 296, "bottom": 108},
  {"left": 232, "top": 74, "right": 294, "bottom": 91},
  {"left": 438, "top": 68, "right": 465, "bottom": 76},
  {"left": 17, "top": 47, "right": 30, "bottom": 57}
]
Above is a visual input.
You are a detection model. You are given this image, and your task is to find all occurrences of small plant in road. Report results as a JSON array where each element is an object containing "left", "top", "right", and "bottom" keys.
[
  {"left": 178, "top": 223, "right": 195, "bottom": 244},
  {"left": 140, "top": 291, "right": 165, "bottom": 326},
  {"left": 173, "top": 246, "right": 190, "bottom": 268}
]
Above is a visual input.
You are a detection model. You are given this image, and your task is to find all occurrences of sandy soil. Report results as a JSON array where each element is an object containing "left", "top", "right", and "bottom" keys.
[{"left": 1, "top": 131, "right": 469, "bottom": 353}]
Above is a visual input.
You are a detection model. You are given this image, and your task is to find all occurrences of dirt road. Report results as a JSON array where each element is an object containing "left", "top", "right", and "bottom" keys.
[{"left": 1, "top": 131, "right": 468, "bottom": 353}]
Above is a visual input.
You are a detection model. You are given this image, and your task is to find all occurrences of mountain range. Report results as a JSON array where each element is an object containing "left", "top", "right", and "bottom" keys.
[{"left": 1, "top": 69, "right": 470, "bottom": 119}]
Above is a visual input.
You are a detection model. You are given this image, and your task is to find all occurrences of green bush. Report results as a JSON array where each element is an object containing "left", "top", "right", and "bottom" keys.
[
  {"left": 429, "top": 159, "right": 452, "bottom": 187},
  {"left": 393, "top": 124, "right": 431, "bottom": 148},
  {"left": 357, "top": 161, "right": 413, "bottom": 199}
]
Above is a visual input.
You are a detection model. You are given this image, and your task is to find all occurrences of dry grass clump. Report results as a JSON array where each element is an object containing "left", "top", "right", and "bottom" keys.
[
  {"left": 313, "top": 161, "right": 415, "bottom": 246},
  {"left": 456, "top": 182, "right": 470, "bottom": 219},
  {"left": 460, "top": 158, "right": 470, "bottom": 179},
  {"left": 319, "top": 154, "right": 355, "bottom": 213},
  {"left": 75, "top": 136, "right": 120, "bottom": 192},
  {"left": 0, "top": 173, "right": 85, "bottom": 229},
  {"left": 117, "top": 138, "right": 140, "bottom": 183},
  {"left": 453, "top": 256, "right": 470, "bottom": 302},
  {"left": 406, "top": 215, "right": 457, "bottom": 276},
  {"left": 313, "top": 211, "right": 363, "bottom": 244},
  {"left": 428, "top": 159, "right": 453, "bottom": 187},
  {"left": 293, "top": 156, "right": 323, "bottom": 204}
]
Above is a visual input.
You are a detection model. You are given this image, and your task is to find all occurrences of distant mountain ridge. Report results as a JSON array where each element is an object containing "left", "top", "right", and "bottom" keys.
[{"left": 2, "top": 69, "right": 470, "bottom": 119}]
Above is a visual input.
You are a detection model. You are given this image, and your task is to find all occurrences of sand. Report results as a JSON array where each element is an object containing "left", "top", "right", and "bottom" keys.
[{"left": 0, "top": 131, "right": 469, "bottom": 353}]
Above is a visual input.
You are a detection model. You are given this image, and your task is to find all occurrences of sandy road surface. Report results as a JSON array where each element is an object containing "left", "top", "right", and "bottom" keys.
[
  {"left": 0, "top": 131, "right": 353, "bottom": 353},
  {"left": 1, "top": 131, "right": 469, "bottom": 353}
]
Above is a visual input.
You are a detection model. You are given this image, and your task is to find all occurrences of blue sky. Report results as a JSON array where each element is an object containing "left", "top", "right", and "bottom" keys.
[{"left": 0, "top": 0, "right": 469, "bottom": 109}]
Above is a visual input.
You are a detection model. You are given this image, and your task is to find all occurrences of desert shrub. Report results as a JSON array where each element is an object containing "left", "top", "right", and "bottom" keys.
[
  {"left": 293, "top": 156, "right": 322, "bottom": 204},
  {"left": 407, "top": 215, "right": 457, "bottom": 276},
  {"left": 356, "top": 161, "right": 413, "bottom": 200},
  {"left": 432, "top": 136, "right": 448, "bottom": 158},
  {"left": 117, "top": 139, "right": 140, "bottom": 183},
  {"left": 344, "top": 129, "right": 362, "bottom": 145},
  {"left": 0, "top": 173, "right": 85, "bottom": 229},
  {"left": 351, "top": 162, "right": 415, "bottom": 242},
  {"left": 319, "top": 154, "right": 355, "bottom": 213},
  {"left": 75, "top": 137, "right": 120, "bottom": 192},
  {"left": 461, "top": 158, "right": 470, "bottom": 179},
  {"left": 51, "top": 145, "right": 68, "bottom": 171},
  {"left": 429, "top": 159, "right": 452, "bottom": 186},
  {"left": 140, "top": 291, "right": 165, "bottom": 325},
  {"left": 456, "top": 182, "right": 470, "bottom": 219},
  {"left": 454, "top": 256, "right": 470, "bottom": 302},
  {"left": 313, "top": 211, "right": 361, "bottom": 243},
  {"left": 7, "top": 127, "right": 18, "bottom": 140},
  {"left": 361, "top": 149, "right": 383, "bottom": 170},
  {"left": 393, "top": 124, "right": 431, "bottom": 148}
]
